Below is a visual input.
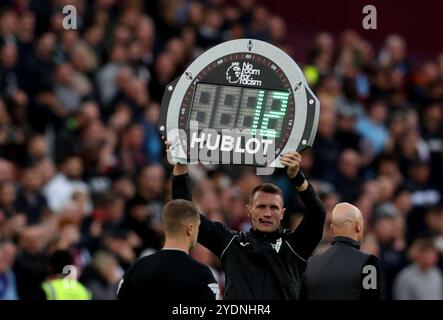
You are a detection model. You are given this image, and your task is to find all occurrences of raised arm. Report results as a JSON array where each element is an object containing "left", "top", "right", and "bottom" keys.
[
  {"left": 288, "top": 179, "right": 326, "bottom": 259},
  {"left": 166, "top": 138, "right": 235, "bottom": 258},
  {"left": 172, "top": 169, "right": 236, "bottom": 257},
  {"left": 171, "top": 164, "right": 193, "bottom": 201},
  {"left": 280, "top": 152, "right": 326, "bottom": 260}
]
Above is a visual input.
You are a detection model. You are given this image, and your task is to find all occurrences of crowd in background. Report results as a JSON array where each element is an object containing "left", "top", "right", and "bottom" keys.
[{"left": 0, "top": 0, "right": 442, "bottom": 300}]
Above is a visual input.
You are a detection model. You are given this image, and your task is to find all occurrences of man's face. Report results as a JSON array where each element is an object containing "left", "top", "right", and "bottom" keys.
[
  {"left": 418, "top": 248, "right": 438, "bottom": 270},
  {"left": 22, "top": 169, "right": 43, "bottom": 191},
  {"left": 63, "top": 157, "right": 83, "bottom": 180},
  {"left": 248, "top": 191, "right": 285, "bottom": 233}
]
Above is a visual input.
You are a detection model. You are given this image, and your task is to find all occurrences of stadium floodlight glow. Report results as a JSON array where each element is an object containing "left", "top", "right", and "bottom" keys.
[{"left": 159, "top": 39, "right": 320, "bottom": 167}]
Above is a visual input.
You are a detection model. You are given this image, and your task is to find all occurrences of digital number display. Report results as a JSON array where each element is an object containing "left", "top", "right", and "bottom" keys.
[
  {"left": 188, "top": 83, "right": 290, "bottom": 138},
  {"left": 159, "top": 39, "right": 320, "bottom": 167}
]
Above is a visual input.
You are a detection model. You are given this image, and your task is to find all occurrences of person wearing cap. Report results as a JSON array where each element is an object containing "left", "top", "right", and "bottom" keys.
[
  {"left": 301, "top": 202, "right": 381, "bottom": 300},
  {"left": 117, "top": 199, "right": 220, "bottom": 300}
]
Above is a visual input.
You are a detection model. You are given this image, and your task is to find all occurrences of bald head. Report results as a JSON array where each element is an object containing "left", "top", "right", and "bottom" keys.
[{"left": 331, "top": 202, "right": 364, "bottom": 242}]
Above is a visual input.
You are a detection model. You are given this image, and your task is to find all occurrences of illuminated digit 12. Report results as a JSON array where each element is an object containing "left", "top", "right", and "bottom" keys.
[
  {"left": 251, "top": 90, "right": 265, "bottom": 135},
  {"left": 260, "top": 91, "right": 289, "bottom": 137}
]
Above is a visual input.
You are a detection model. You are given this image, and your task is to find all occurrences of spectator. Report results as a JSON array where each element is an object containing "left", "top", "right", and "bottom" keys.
[
  {"left": 393, "top": 237, "right": 443, "bottom": 300},
  {"left": 54, "top": 62, "right": 90, "bottom": 114},
  {"left": 378, "top": 34, "right": 410, "bottom": 74},
  {"left": 425, "top": 206, "right": 443, "bottom": 237},
  {"left": 102, "top": 230, "right": 138, "bottom": 271},
  {"left": 80, "top": 192, "right": 125, "bottom": 255},
  {"left": 149, "top": 52, "right": 178, "bottom": 103},
  {"left": 0, "top": 10, "right": 18, "bottom": 46},
  {"left": 141, "top": 103, "right": 163, "bottom": 164},
  {"left": 374, "top": 214, "right": 408, "bottom": 299},
  {"left": 43, "top": 155, "right": 91, "bottom": 214},
  {"left": 332, "top": 149, "right": 365, "bottom": 203},
  {"left": 0, "top": 98, "right": 26, "bottom": 159},
  {"left": 116, "top": 123, "right": 147, "bottom": 175},
  {"left": 312, "top": 107, "right": 340, "bottom": 181},
  {"left": 0, "top": 240, "right": 18, "bottom": 300},
  {"left": 54, "top": 101, "right": 101, "bottom": 164},
  {"left": 356, "top": 100, "right": 390, "bottom": 155},
  {"left": 15, "top": 166, "right": 49, "bottom": 225},
  {"left": 13, "top": 226, "right": 49, "bottom": 300},
  {"left": 80, "top": 250, "right": 122, "bottom": 300},
  {"left": 335, "top": 105, "right": 362, "bottom": 152},
  {"left": 0, "top": 158, "right": 15, "bottom": 182},
  {"left": 136, "top": 164, "right": 166, "bottom": 204},
  {"left": 110, "top": 172, "right": 136, "bottom": 201},
  {"left": 0, "top": 181, "right": 20, "bottom": 218},
  {"left": 24, "top": 32, "right": 66, "bottom": 132},
  {"left": 41, "top": 250, "right": 91, "bottom": 300},
  {"left": 96, "top": 44, "right": 127, "bottom": 109},
  {"left": 0, "top": 43, "right": 28, "bottom": 108},
  {"left": 121, "top": 194, "right": 163, "bottom": 253}
]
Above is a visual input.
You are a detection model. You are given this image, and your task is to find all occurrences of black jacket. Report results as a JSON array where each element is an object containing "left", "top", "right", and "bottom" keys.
[
  {"left": 301, "top": 236, "right": 381, "bottom": 300},
  {"left": 172, "top": 173, "right": 326, "bottom": 300},
  {"left": 117, "top": 250, "right": 219, "bottom": 300}
]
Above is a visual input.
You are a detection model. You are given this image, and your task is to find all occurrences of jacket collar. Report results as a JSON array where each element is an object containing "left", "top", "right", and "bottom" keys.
[
  {"left": 331, "top": 236, "right": 360, "bottom": 250},
  {"left": 250, "top": 228, "right": 282, "bottom": 241}
]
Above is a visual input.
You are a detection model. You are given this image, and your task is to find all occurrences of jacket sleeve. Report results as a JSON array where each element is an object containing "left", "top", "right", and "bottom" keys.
[
  {"left": 197, "top": 267, "right": 221, "bottom": 300},
  {"left": 172, "top": 174, "right": 235, "bottom": 257},
  {"left": 285, "top": 182, "right": 326, "bottom": 260},
  {"left": 116, "top": 270, "right": 132, "bottom": 300}
]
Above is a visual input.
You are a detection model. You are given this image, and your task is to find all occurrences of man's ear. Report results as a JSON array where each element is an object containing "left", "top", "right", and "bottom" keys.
[
  {"left": 186, "top": 223, "right": 193, "bottom": 237},
  {"left": 356, "top": 220, "right": 362, "bottom": 233},
  {"left": 246, "top": 204, "right": 251, "bottom": 218},
  {"left": 280, "top": 207, "right": 286, "bottom": 220}
]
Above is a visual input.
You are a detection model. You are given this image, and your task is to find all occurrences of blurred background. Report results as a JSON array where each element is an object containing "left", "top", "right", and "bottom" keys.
[{"left": 0, "top": 0, "right": 442, "bottom": 300}]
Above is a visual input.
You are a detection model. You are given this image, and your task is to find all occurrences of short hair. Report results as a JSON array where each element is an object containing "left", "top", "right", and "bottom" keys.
[
  {"left": 162, "top": 199, "right": 199, "bottom": 235},
  {"left": 249, "top": 183, "right": 284, "bottom": 205},
  {"left": 413, "top": 237, "right": 436, "bottom": 252},
  {"left": 49, "top": 250, "right": 73, "bottom": 274}
]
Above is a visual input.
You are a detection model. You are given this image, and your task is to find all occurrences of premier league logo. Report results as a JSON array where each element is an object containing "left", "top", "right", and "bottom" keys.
[
  {"left": 226, "top": 62, "right": 242, "bottom": 83},
  {"left": 226, "top": 61, "right": 262, "bottom": 86}
]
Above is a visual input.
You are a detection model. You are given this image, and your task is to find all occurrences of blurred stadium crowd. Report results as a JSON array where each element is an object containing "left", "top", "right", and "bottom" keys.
[{"left": 0, "top": 0, "right": 442, "bottom": 300}]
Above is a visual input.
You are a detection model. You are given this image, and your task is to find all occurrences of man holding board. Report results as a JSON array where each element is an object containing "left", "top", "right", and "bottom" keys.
[{"left": 166, "top": 141, "right": 326, "bottom": 300}]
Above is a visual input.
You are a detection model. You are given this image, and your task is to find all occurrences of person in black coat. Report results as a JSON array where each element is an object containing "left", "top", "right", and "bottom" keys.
[
  {"left": 167, "top": 139, "right": 326, "bottom": 300},
  {"left": 301, "top": 202, "right": 381, "bottom": 300},
  {"left": 117, "top": 199, "right": 219, "bottom": 300}
]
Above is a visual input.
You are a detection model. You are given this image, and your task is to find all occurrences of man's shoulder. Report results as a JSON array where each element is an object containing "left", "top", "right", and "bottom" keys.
[
  {"left": 44, "top": 174, "right": 66, "bottom": 189},
  {"left": 307, "top": 243, "right": 371, "bottom": 262},
  {"left": 134, "top": 249, "right": 187, "bottom": 261},
  {"left": 306, "top": 249, "right": 327, "bottom": 266},
  {"left": 132, "top": 252, "right": 159, "bottom": 264},
  {"left": 186, "top": 256, "right": 216, "bottom": 281},
  {"left": 139, "top": 250, "right": 213, "bottom": 278},
  {"left": 395, "top": 264, "right": 417, "bottom": 282},
  {"left": 125, "top": 251, "right": 189, "bottom": 280},
  {"left": 363, "top": 252, "right": 380, "bottom": 265},
  {"left": 124, "top": 253, "right": 157, "bottom": 276}
]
